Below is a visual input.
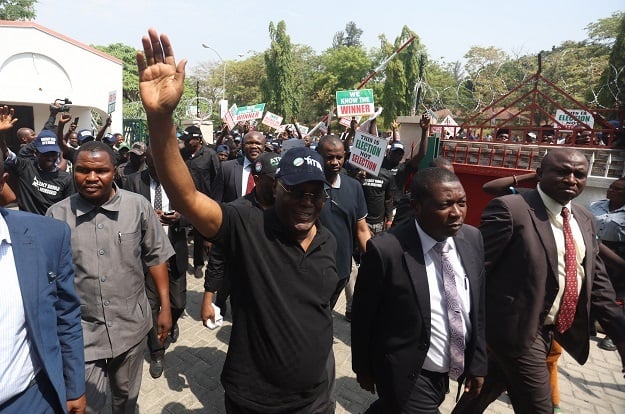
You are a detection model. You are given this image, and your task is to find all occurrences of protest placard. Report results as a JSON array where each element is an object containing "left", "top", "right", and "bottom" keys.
[
  {"left": 336, "top": 89, "right": 375, "bottom": 117},
  {"left": 261, "top": 111, "right": 283, "bottom": 129},
  {"left": 347, "top": 131, "right": 386, "bottom": 176},
  {"left": 235, "top": 103, "right": 266, "bottom": 122}
]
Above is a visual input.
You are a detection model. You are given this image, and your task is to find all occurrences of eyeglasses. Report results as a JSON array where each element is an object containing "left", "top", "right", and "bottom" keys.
[{"left": 278, "top": 181, "right": 329, "bottom": 202}]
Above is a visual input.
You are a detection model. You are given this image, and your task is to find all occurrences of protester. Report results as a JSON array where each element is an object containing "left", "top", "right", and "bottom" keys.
[
  {"left": 0, "top": 117, "right": 74, "bottom": 215},
  {"left": 47, "top": 141, "right": 173, "bottom": 413},
  {"left": 317, "top": 134, "right": 370, "bottom": 309},
  {"left": 137, "top": 29, "right": 338, "bottom": 412},
  {"left": 180, "top": 125, "right": 220, "bottom": 278}
]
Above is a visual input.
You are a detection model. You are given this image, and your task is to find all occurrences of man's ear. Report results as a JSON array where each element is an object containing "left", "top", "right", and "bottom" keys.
[{"left": 535, "top": 167, "right": 542, "bottom": 182}]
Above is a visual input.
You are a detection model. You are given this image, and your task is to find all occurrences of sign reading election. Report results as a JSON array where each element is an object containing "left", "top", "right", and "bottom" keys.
[
  {"left": 347, "top": 131, "right": 386, "bottom": 176},
  {"left": 261, "top": 111, "right": 283, "bottom": 129},
  {"left": 336, "top": 89, "right": 375, "bottom": 118}
]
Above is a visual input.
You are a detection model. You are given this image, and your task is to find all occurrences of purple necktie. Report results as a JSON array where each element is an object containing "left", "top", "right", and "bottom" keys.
[{"left": 433, "top": 241, "right": 465, "bottom": 381}]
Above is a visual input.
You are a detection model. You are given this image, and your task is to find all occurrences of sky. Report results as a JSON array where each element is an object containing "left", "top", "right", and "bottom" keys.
[{"left": 34, "top": 0, "right": 622, "bottom": 70}]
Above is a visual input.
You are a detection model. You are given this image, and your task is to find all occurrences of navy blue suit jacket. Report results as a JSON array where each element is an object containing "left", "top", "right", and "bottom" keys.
[{"left": 2, "top": 208, "right": 85, "bottom": 408}]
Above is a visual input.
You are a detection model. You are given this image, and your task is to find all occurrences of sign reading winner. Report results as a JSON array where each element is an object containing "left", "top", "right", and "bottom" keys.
[
  {"left": 336, "top": 89, "right": 375, "bottom": 117},
  {"left": 348, "top": 131, "right": 386, "bottom": 176}
]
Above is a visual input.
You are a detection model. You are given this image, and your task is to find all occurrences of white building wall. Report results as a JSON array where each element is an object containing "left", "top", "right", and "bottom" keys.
[{"left": 0, "top": 22, "right": 123, "bottom": 133}]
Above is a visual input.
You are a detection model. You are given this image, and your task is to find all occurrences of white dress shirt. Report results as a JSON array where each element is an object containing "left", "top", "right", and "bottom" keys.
[
  {"left": 241, "top": 157, "right": 253, "bottom": 197},
  {"left": 0, "top": 215, "right": 39, "bottom": 405},
  {"left": 415, "top": 220, "right": 472, "bottom": 373},
  {"left": 537, "top": 185, "right": 586, "bottom": 325}
]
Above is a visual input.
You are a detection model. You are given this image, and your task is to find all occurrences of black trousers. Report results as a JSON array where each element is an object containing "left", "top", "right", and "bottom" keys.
[
  {"left": 367, "top": 369, "right": 449, "bottom": 414},
  {"left": 146, "top": 267, "right": 187, "bottom": 359},
  {"left": 453, "top": 327, "right": 555, "bottom": 414}
]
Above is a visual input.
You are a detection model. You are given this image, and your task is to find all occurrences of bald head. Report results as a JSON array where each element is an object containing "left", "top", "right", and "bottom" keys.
[
  {"left": 17, "top": 128, "right": 36, "bottom": 144},
  {"left": 537, "top": 148, "right": 588, "bottom": 204},
  {"left": 243, "top": 131, "right": 266, "bottom": 162}
]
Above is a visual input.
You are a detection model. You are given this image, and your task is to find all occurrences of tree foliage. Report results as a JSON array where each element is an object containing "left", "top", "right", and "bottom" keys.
[
  {"left": 585, "top": 11, "right": 624, "bottom": 46},
  {"left": 0, "top": 0, "right": 36, "bottom": 20},
  {"left": 596, "top": 13, "right": 625, "bottom": 108},
  {"left": 332, "top": 21, "right": 364, "bottom": 49},
  {"left": 262, "top": 21, "right": 298, "bottom": 120}
]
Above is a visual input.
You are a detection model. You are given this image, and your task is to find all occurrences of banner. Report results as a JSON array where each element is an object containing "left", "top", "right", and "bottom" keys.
[
  {"left": 224, "top": 104, "right": 237, "bottom": 130},
  {"left": 554, "top": 109, "right": 595, "bottom": 129},
  {"left": 339, "top": 115, "right": 362, "bottom": 128},
  {"left": 261, "top": 111, "right": 283, "bottom": 129},
  {"left": 235, "top": 103, "right": 266, "bottom": 122},
  {"left": 347, "top": 131, "right": 386, "bottom": 176},
  {"left": 336, "top": 89, "right": 375, "bottom": 117}
]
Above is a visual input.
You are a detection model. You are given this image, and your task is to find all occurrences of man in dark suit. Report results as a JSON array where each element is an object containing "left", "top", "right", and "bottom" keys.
[
  {"left": 213, "top": 130, "right": 266, "bottom": 203},
  {"left": 352, "top": 167, "right": 487, "bottom": 413},
  {"left": 0, "top": 153, "right": 85, "bottom": 413},
  {"left": 454, "top": 148, "right": 625, "bottom": 413},
  {"left": 123, "top": 148, "right": 188, "bottom": 379}
]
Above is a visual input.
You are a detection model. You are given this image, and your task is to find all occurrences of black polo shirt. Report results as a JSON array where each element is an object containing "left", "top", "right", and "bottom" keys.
[
  {"left": 212, "top": 203, "right": 338, "bottom": 411},
  {"left": 320, "top": 173, "right": 367, "bottom": 280}
]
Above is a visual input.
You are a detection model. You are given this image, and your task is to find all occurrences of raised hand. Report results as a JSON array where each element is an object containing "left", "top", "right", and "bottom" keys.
[
  {"left": 137, "top": 28, "right": 187, "bottom": 117},
  {"left": 0, "top": 105, "right": 18, "bottom": 131},
  {"left": 419, "top": 113, "right": 431, "bottom": 129}
]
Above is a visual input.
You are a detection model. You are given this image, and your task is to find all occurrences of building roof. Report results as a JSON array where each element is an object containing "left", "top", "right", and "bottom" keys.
[{"left": 0, "top": 20, "right": 123, "bottom": 65}]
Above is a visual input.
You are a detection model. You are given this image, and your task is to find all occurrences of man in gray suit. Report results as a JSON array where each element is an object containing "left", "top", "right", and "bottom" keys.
[{"left": 47, "top": 141, "right": 173, "bottom": 414}]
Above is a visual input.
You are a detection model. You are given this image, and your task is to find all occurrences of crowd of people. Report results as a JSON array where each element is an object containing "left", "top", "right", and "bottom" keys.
[{"left": 0, "top": 27, "right": 624, "bottom": 414}]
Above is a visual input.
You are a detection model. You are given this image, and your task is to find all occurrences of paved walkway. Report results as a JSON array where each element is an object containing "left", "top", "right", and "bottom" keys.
[{"left": 135, "top": 269, "right": 625, "bottom": 413}]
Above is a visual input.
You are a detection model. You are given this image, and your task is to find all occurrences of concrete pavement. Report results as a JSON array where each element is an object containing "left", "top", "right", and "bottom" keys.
[{"left": 134, "top": 270, "right": 625, "bottom": 413}]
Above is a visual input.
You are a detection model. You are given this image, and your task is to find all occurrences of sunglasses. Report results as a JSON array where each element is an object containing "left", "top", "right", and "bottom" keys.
[{"left": 278, "top": 181, "right": 328, "bottom": 202}]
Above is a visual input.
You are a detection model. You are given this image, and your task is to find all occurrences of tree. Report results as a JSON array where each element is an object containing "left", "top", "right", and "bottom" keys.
[
  {"left": 596, "top": 13, "right": 625, "bottom": 109},
  {"left": 262, "top": 21, "right": 298, "bottom": 120},
  {"left": 311, "top": 45, "right": 371, "bottom": 121},
  {"left": 379, "top": 26, "right": 426, "bottom": 126},
  {"left": 585, "top": 11, "right": 624, "bottom": 46},
  {"left": 94, "top": 43, "right": 141, "bottom": 103},
  {"left": 332, "top": 21, "right": 363, "bottom": 48},
  {"left": 0, "top": 0, "right": 36, "bottom": 20}
]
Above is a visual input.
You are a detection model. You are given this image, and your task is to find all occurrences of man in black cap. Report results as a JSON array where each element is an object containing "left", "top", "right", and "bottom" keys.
[
  {"left": 0, "top": 129, "right": 74, "bottom": 214},
  {"left": 181, "top": 125, "right": 220, "bottom": 278},
  {"left": 137, "top": 28, "right": 339, "bottom": 411},
  {"left": 116, "top": 142, "right": 147, "bottom": 186}
]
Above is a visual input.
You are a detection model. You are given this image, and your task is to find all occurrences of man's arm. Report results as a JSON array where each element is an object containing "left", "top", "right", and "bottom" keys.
[
  {"left": 95, "top": 116, "right": 111, "bottom": 141},
  {"left": 137, "top": 29, "right": 223, "bottom": 239},
  {"left": 351, "top": 239, "right": 386, "bottom": 393},
  {"left": 0, "top": 105, "right": 18, "bottom": 159},
  {"left": 482, "top": 172, "right": 537, "bottom": 197},
  {"left": 479, "top": 197, "right": 514, "bottom": 272},
  {"left": 406, "top": 113, "right": 430, "bottom": 169},
  {"left": 148, "top": 262, "right": 172, "bottom": 344},
  {"left": 55, "top": 224, "right": 86, "bottom": 411},
  {"left": 356, "top": 218, "right": 371, "bottom": 253}
]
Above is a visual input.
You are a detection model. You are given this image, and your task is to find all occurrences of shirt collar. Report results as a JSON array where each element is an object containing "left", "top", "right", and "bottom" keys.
[
  {"left": 537, "top": 184, "right": 572, "bottom": 217},
  {"left": 414, "top": 219, "right": 455, "bottom": 255},
  {"left": 75, "top": 184, "right": 122, "bottom": 217},
  {"left": 0, "top": 214, "right": 11, "bottom": 245},
  {"left": 325, "top": 173, "right": 341, "bottom": 189},
  {"left": 244, "top": 157, "right": 253, "bottom": 169}
]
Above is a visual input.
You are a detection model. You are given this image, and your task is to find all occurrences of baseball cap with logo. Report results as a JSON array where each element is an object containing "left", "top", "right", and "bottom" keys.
[
  {"left": 34, "top": 130, "right": 60, "bottom": 153},
  {"left": 216, "top": 144, "right": 230, "bottom": 154},
  {"left": 253, "top": 152, "right": 281, "bottom": 178},
  {"left": 182, "top": 125, "right": 202, "bottom": 141},
  {"left": 389, "top": 142, "right": 405, "bottom": 153},
  {"left": 77, "top": 129, "right": 95, "bottom": 144},
  {"left": 275, "top": 147, "right": 328, "bottom": 186},
  {"left": 129, "top": 142, "right": 146, "bottom": 156},
  {"left": 103, "top": 133, "right": 116, "bottom": 143}
]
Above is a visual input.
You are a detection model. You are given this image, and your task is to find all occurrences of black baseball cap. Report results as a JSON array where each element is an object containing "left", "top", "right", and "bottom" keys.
[{"left": 275, "top": 147, "right": 328, "bottom": 186}]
